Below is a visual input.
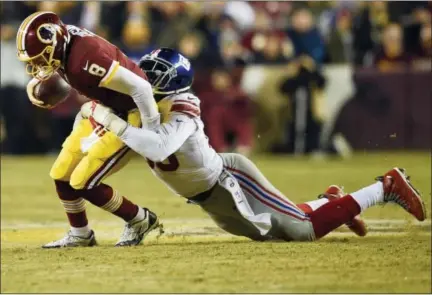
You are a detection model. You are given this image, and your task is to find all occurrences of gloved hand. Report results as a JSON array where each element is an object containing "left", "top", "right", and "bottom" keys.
[
  {"left": 26, "top": 78, "right": 52, "bottom": 108},
  {"left": 81, "top": 101, "right": 113, "bottom": 125},
  {"left": 81, "top": 101, "right": 128, "bottom": 136}
]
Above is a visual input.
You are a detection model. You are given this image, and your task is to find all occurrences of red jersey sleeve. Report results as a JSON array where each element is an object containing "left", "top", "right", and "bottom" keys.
[
  {"left": 63, "top": 26, "right": 149, "bottom": 112},
  {"left": 169, "top": 94, "right": 201, "bottom": 118}
]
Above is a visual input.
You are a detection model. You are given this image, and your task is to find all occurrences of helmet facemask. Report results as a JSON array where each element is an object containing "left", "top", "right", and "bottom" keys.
[
  {"left": 140, "top": 56, "right": 179, "bottom": 94},
  {"left": 17, "top": 23, "right": 62, "bottom": 81},
  {"left": 24, "top": 46, "right": 61, "bottom": 80},
  {"left": 139, "top": 48, "right": 194, "bottom": 97}
]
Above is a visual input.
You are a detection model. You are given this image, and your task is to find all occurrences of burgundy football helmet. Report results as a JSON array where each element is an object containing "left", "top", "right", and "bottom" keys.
[{"left": 16, "top": 11, "right": 69, "bottom": 80}]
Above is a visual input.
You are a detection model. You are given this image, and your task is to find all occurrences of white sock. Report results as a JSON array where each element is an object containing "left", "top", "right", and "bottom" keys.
[
  {"left": 350, "top": 182, "right": 384, "bottom": 212},
  {"left": 305, "top": 198, "right": 329, "bottom": 211},
  {"left": 129, "top": 207, "right": 146, "bottom": 224},
  {"left": 70, "top": 225, "right": 91, "bottom": 238}
]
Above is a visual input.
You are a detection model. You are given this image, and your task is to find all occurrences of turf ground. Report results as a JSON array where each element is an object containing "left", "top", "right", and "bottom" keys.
[{"left": 1, "top": 152, "right": 431, "bottom": 293}]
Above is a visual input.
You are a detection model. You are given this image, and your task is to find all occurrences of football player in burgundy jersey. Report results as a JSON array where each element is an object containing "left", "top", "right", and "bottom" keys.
[{"left": 16, "top": 11, "right": 160, "bottom": 248}]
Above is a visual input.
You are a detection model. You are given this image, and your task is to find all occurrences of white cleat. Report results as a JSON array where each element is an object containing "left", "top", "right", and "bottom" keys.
[
  {"left": 115, "top": 208, "right": 159, "bottom": 247},
  {"left": 42, "top": 230, "right": 97, "bottom": 248}
]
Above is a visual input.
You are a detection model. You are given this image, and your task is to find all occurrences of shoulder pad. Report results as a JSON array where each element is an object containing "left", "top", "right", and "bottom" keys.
[{"left": 169, "top": 93, "right": 201, "bottom": 118}]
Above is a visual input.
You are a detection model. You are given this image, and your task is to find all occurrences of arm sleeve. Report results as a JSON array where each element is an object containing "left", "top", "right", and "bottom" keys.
[
  {"left": 119, "top": 114, "right": 197, "bottom": 162},
  {"left": 99, "top": 62, "right": 159, "bottom": 120}
]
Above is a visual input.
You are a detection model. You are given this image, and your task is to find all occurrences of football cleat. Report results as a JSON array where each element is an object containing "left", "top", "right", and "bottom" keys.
[
  {"left": 42, "top": 230, "right": 97, "bottom": 248},
  {"left": 319, "top": 185, "right": 368, "bottom": 236},
  {"left": 376, "top": 168, "right": 426, "bottom": 222},
  {"left": 115, "top": 208, "right": 159, "bottom": 247}
]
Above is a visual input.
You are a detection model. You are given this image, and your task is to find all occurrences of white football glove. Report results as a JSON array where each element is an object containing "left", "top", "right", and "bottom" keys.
[
  {"left": 80, "top": 101, "right": 128, "bottom": 136},
  {"left": 26, "top": 77, "right": 51, "bottom": 108},
  {"left": 81, "top": 101, "right": 112, "bottom": 124}
]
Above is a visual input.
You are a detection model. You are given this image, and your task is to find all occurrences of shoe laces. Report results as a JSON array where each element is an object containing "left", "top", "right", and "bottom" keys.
[
  {"left": 383, "top": 191, "right": 410, "bottom": 209},
  {"left": 375, "top": 175, "right": 411, "bottom": 210},
  {"left": 56, "top": 231, "right": 84, "bottom": 245},
  {"left": 119, "top": 223, "right": 138, "bottom": 241},
  {"left": 119, "top": 219, "right": 147, "bottom": 241}
]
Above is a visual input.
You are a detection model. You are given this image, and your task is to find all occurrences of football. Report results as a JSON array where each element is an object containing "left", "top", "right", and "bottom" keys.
[{"left": 34, "top": 72, "right": 71, "bottom": 108}]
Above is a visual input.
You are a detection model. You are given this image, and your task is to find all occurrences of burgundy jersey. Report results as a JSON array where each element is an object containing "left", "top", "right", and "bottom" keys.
[{"left": 60, "top": 25, "right": 146, "bottom": 113}]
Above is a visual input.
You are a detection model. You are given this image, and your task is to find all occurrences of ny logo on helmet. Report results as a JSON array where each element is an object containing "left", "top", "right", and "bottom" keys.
[{"left": 178, "top": 54, "right": 190, "bottom": 71}]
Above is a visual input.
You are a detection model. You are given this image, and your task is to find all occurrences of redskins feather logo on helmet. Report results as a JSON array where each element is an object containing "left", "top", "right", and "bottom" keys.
[
  {"left": 37, "top": 24, "right": 57, "bottom": 44},
  {"left": 16, "top": 11, "right": 69, "bottom": 81}
]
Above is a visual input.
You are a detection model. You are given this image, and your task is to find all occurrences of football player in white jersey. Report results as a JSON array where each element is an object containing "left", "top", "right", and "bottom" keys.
[{"left": 81, "top": 48, "right": 426, "bottom": 242}]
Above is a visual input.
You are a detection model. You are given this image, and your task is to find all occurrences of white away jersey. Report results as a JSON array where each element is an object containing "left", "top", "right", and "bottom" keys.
[{"left": 148, "top": 93, "right": 223, "bottom": 198}]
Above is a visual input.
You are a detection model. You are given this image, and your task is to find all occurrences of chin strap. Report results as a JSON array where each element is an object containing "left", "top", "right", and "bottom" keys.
[{"left": 60, "top": 28, "right": 71, "bottom": 68}]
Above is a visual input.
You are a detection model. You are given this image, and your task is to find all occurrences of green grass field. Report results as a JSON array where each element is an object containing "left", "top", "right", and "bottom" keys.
[{"left": 1, "top": 152, "right": 431, "bottom": 293}]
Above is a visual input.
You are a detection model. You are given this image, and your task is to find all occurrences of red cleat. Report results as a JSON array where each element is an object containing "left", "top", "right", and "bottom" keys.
[
  {"left": 320, "top": 185, "right": 368, "bottom": 236},
  {"left": 377, "top": 168, "right": 426, "bottom": 222}
]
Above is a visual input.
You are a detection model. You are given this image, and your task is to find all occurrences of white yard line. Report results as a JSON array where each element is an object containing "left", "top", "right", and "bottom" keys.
[
  {"left": 2, "top": 218, "right": 430, "bottom": 233},
  {"left": 1, "top": 218, "right": 215, "bottom": 229},
  {"left": 1, "top": 218, "right": 430, "bottom": 243}
]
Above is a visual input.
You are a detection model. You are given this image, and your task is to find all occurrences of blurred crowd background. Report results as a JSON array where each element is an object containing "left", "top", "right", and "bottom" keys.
[{"left": 1, "top": 1, "right": 431, "bottom": 156}]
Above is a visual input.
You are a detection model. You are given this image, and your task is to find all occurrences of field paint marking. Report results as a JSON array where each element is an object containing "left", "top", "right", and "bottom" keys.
[
  {"left": 0, "top": 218, "right": 215, "bottom": 229},
  {"left": 1, "top": 218, "right": 430, "bottom": 247},
  {"left": 2, "top": 218, "right": 430, "bottom": 240},
  {"left": 2, "top": 224, "right": 430, "bottom": 247},
  {"left": 1, "top": 218, "right": 430, "bottom": 230}
]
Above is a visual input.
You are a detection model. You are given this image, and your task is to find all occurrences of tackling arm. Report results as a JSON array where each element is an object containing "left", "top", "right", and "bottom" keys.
[
  {"left": 120, "top": 115, "right": 196, "bottom": 162},
  {"left": 80, "top": 101, "right": 196, "bottom": 162},
  {"left": 99, "top": 62, "right": 159, "bottom": 122}
]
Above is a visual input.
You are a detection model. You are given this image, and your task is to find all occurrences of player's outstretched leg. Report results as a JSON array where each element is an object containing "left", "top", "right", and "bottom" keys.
[
  {"left": 42, "top": 180, "right": 97, "bottom": 248},
  {"left": 115, "top": 209, "right": 159, "bottom": 247},
  {"left": 43, "top": 181, "right": 159, "bottom": 248},
  {"left": 309, "top": 168, "right": 426, "bottom": 240},
  {"left": 78, "top": 183, "right": 160, "bottom": 247},
  {"left": 45, "top": 109, "right": 156, "bottom": 248},
  {"left": 297, "top": 185, "right": 367, "bottom": 236}
]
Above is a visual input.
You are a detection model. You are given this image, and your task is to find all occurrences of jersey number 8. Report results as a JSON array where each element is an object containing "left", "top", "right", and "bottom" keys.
[{"left": 88, "top": 64, "right": 106, "bottom": 77}]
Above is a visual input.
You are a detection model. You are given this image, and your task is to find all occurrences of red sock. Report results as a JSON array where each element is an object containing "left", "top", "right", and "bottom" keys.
[
  {"left": 55, "top": 180, "right": 88, "bottom": 228},
  {"left": 297, "top": 203, "right": 313, "bottom": 214},
  {"left": 308, "top": 195, "right": 361, "bottom": 239},
  {"left": 80, "top": 183, "right": 139, "bottom": 222}
]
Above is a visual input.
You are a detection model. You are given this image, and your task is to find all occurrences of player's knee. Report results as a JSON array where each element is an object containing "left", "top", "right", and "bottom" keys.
[
  {"left": 273, "top": 217, "right": 316, "bottom": 242},
  {"left": 69, "top": 170, "right": 91, "bottom": 190},
  {"left": 49, "top": 149, "right": 80, "bottom": 181},
  {"left": 50, "top": 160, "right": 66, "bottom": 181},
  {"left": 291, "top": 231, "right": 314, "bottom": 242},
  {"left": 288, "top": 223, "right": 316, "bottom": 242},
  {"left": 69, "top": 178, "right": 85, "bottom": 190},
  {"left": 69, "top": 156, "right": 107, "bottom": 190},
  {"left": 221, "top": 152, "right": 248, "bottom": 168}
]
